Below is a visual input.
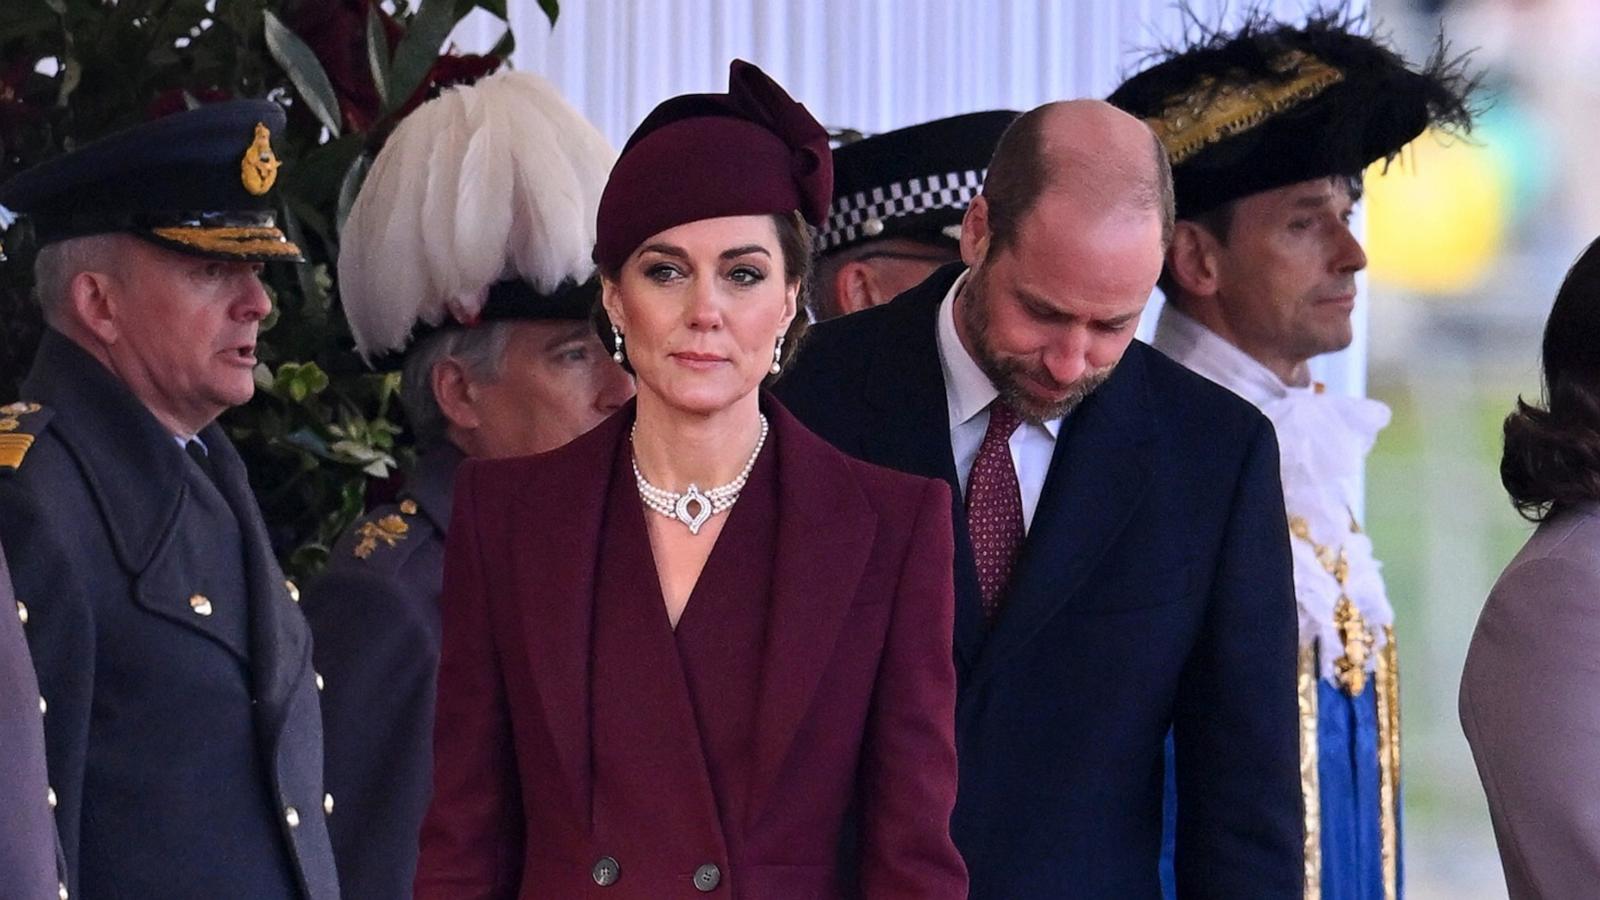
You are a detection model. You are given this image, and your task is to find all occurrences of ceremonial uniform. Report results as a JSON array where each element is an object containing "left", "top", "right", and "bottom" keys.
[
  {"left": 1154, "top": 306, "right": 1400, "bottom": 899},
  {"left": 300, "top": 444, "right": 456, "bottom": 899},
  {"left": 0, "top": 332, "right": 338, "bottom": 899},
  {"left": 0, "top": 100, "right": 337, "bottom": 898},
  {"left": 1109, "top": 14, "right": 1476, "bottom": 898},
  {"left": 312, "top": 70, "right": 628, "bottom": 897}
]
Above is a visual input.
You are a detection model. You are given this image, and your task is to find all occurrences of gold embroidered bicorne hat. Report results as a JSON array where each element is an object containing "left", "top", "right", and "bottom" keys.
[
  {"left": 1108, "top": 8, "right": 1478, "bottom": 218},
  {"left": 0, "top": 99, "right": 303, "bottom": 263}
]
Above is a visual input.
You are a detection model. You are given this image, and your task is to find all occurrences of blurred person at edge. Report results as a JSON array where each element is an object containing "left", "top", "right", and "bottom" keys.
[
  {"left": 776, "top": 98, "right": 1301, "bottom": 898},
  {"left": 298, "top": 70, "right": 632, "bottom": 900},
  {"left": 0, "top": 101, "right": 338, "bottom": 899},
  {"left": 811, "top": 111, "right": 1015, "bottom": 321},
  {"left": 1110, "top": 11, "right": 1478, "bottom": 899},
  {"left": 412, "top": 60, "right": 967, "bottom": 899},
  {"left": 1462, "top": 237, "right": 1600, "bottom": 900},
  {"left": 0, "top": 539, "right": 62, "bottom": 899}
]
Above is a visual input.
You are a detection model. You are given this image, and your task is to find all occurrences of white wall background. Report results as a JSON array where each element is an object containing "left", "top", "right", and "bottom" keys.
[{"left": 452, "top": 0, "right": 1368, "bottom": 396}]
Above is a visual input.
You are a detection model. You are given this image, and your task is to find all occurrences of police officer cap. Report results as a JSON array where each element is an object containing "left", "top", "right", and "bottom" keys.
[
  {"left": 816, "top": 110, "right": 1017, "bottom": 256},
  {"left": 0, "top": 99, "right": 303, "bottom": 262},
  {"left": 1107, "top": 9, "right": 1477, "bottom": 219}
]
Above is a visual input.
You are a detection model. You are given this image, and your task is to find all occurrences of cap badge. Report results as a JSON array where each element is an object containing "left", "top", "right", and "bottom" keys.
[{"left": 241, "top": 122, "right": 281, "bottom": 196}]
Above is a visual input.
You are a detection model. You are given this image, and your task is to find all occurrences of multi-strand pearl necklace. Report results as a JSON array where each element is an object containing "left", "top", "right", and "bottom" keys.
[{"left": 632, "top": 414, "right": 769, "bottom": 535}]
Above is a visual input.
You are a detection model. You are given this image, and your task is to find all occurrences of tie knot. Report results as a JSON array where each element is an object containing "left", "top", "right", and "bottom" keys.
[{"left": 985, "top": 400, "right": 1023, "bottom": 440}]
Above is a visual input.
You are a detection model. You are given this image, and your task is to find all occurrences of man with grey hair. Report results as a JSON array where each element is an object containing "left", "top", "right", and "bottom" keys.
[
  {"left": 777, "top": 99, "right": 1300, "bottom": 898},
  {"left": 0, "top": 101, "right": 339, "bottom": 899},
  {"left": 297, "top": 70, "right": 630, "bottom": 899}
]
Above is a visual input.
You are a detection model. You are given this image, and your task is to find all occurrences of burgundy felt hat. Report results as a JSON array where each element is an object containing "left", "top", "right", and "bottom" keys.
[{"left": 594, "top": 60, "right": 832, "bottom": 272}]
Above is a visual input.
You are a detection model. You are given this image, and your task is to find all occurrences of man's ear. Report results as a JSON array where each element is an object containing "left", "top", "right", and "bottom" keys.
[
  {"left": 430, "top": 358, "right": 481, "bottom": 433},
  {"left": 832, "top": 260, "right": 879, "bottom": 316},
  {"left": 1167, "top": 220, "right": 1222, "bottom": 300},
  {"left": 960, "top": 195, "right": 992, "bottom": 269},
  {"left": 67, "top": 269, "right": 121, "bottom": 346}
]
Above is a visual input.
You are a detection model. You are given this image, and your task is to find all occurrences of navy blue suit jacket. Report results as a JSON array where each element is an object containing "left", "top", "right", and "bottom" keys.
[{"left": 775, "top": 265, "right": 1302, "bottom": 899}]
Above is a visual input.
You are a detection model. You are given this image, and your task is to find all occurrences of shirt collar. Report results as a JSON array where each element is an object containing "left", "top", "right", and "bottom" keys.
[
  {"left": 1151, "top": 304, "right": 1315, "bottom": 407},
  {"left": 935, "top": 269, "right": 1063, "bottom": 437}
]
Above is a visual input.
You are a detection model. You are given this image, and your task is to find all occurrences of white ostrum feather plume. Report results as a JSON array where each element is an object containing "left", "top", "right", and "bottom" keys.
[{"left": 339, "top": 70, "right": 616, "bottom": 359}]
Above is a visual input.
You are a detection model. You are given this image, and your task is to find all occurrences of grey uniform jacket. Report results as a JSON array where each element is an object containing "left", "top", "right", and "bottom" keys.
[
  {"left": 302, "top": 443, "right": 457, "bottom": 900},
  {"left": 0, "top": 538, "right": 63, "bottom": 900},
  {"left": 1461, "top": 502, "right": 1600, "bottom": 900},
  {"left": 0, "top": 330, "right": 339, "bottom": 900}
]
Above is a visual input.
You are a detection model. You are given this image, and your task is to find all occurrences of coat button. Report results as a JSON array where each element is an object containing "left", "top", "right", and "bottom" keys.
[
  {"left": 189, "top": 594, "right": 213, "bottom": 616},
  {"left": 38, "top": 695, "right": 46, "bottom": 716},
  {"left": 57, "top": 883, "right": 68, "bottom": 900},
  {"left": 693, "top": 863, "right": 722, "bottom": 891},
  {"left": 285, "top": 579, "right": 300, "bottom": 603},
  {"left": 16, "top": 600, "right": 26, "bottom": 624},
  {"left": 284, "top": 806, "right": 300, "bottom": 828},
  {"left": 591, "top": 856, "right": 620, "bottom": 886},
  {"left": 46, "top": 786, "right": 56, "bottom": 809},
  {"left": 315, "top": 672, "right": 325, "bottom": 691},
  {"left": 323, "top": 793, "right": 334, "bottom": 815}
]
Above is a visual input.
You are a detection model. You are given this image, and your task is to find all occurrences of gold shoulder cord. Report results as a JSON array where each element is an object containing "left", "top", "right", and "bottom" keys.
[
  {"left": 1298, "top": 644, "right": 1321, "bottom": 900},
  {"left": 1375, "top": 626, "right": 1401, "bottom": 900}
]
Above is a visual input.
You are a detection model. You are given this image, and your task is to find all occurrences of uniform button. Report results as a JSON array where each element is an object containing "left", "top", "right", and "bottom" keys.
[
  {"left": 591, "top": 856, "right": 620, "bottom": 886},
  {"left": 284, "top": 806, "right": 300, "bottom": 828},
  {"left": 38, "top": 695, "right": 46, "bottom": 716},
  {"left": 315, "top": 672, "right": 325, "bottom": 691},
  {"left": 16, "top": 600, "right": 26, "bottom": 624},
  {"left": 58, "top": 882, "right": 68, "bottom": 900},
  {"left": 189, "top": 594, "right": 213, "bottom": 616},
  {"left": 693, "top": 863, "right": 722, "bottom": 892},
  {"left": 285, "top": 579, "right": 300, "bottom": 603},
  {"left": 323, "top": 793, "right": 334, "bottom": 815},
  {"left": 46, "top": 786, "right": 57, "bottom": 809}
]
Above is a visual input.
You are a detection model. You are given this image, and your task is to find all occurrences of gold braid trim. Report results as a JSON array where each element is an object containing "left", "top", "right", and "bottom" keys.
[
  {"left": 1298, "top": 644, "right": 1322, "bottom": 900},
  {"left": 149, "top": 226, "right": 302, "bottom": 260},
  {"left": 0, "top": 433, "right": 36, "bottom": 470},
  {"left": 1375, "top": 625, "right": 1401, "bottom": 900},
  {"left": 1145, "top": 50, "right": 1347, "bottom": 165}
]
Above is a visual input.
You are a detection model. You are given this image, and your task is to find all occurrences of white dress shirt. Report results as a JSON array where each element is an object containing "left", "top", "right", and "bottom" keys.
[{"left": 935, "top": 271, "right": 1062, "bottom": 532}]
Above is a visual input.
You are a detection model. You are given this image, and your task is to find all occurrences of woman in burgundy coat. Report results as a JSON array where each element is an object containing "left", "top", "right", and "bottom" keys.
[{"left": 413, "top": 60, "right": 967, "bottom": 899}]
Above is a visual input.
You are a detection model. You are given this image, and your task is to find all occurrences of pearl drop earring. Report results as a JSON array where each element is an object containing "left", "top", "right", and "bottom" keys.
[
  {"left": 612, "top": 326, "right": 625, "bottom": 364},
  {"left": 770, "top": 336, "right": 785, "bottom": 375}
]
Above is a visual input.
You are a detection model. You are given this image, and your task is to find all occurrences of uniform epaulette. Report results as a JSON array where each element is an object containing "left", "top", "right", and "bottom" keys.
[
  {"left": 0, "top": 401, "right": 51, "bottom": 472},
  {"left": 351, "top": 498, "right": 419, "bottom": 560}
]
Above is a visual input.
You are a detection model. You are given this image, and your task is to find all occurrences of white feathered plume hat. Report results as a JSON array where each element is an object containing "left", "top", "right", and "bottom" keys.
[{"left": 339, "top": 69, "right": 616, "bottom": 363}]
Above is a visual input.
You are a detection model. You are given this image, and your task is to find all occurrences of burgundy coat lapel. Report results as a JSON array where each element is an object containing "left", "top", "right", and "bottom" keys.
[
  {"left": 747, "top": 398, "right": 878, "bottom": 827},
  {"left": 510, "top": 411, "right": 632, "bottom": 826}
]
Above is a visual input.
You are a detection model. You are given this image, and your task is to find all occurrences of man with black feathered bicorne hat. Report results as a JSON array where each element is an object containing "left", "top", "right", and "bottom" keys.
[{"left": 1109, "top": 8, "right": 1477, "bottom": 899}]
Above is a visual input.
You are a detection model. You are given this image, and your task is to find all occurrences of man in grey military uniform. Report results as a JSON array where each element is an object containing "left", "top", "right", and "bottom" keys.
[
  {"left": 0, "top": 101, "right": 339, "bottom": 899},
  {"left": 300, "top": 70, "right": 631, "bottom": 899},
  {"left": 0, "top": 536, "right": 63, "bottom": 900}
]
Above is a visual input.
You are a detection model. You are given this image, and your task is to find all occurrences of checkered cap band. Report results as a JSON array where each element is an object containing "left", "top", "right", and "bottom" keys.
[{"left": 815, "top": 168, "right": 985, "bottom": 252}]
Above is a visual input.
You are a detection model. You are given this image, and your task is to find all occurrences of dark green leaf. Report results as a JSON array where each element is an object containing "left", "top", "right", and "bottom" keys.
[
  {"left": 538, "top": 0, "right": 559, "bottom": 26},
  {"left": 365, "top": 5, "right": 391, "bottom": 113},
  {"left": 262, "top": 10, "right": 343, "bottom": 138},
  {"left": 335, "top": 151, "right": 371, "bottom": 237},
  {"left": 489, "top": 27, "right": 515, "bottom": 60},
  {"left": 385, "top": 0, "right": 459, "bottom": 116}
]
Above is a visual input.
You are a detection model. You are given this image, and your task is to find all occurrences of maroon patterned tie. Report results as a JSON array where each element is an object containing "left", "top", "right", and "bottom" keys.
[{"left": 966, "top": 400, "right": 1025, "bottom": 620}]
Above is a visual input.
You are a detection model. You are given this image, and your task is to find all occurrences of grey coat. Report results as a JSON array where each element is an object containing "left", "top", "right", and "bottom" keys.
[
  {"left": 1461, "top": 502, "right": 1600, "bottom": 900},
  {"left": 0, "top": 540, "right": 63, "bottom": 900}
]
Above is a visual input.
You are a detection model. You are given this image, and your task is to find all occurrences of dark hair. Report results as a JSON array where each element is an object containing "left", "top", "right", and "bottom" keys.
[
  {"left": 594, "top": 210, "right": 811, "bottom": 380},
  {"left": 983, "top": 106, "right": 1175, "bottom": 256},
  {"left": 1502, "top": 236, "right": 1600, "bottom": 521}
]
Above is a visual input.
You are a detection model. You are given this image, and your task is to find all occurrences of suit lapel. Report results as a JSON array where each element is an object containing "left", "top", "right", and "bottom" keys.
[
  {"left": 511, "top": 412, "right": 627, "bottom": 825},
  {"left": 747, "top": 399, "right": 876, "bottom": 827},
  {"left": 858, "top": 270, "right": 985, "bottom": 671},
  {"left": 205, "top": 423, "right": 307, "bottom": 739},
  {"left": 966, "top": 346, "right": 1157, "bottom": 691}
]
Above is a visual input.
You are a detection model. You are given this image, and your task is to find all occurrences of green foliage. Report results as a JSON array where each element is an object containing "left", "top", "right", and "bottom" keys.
[{"left": 0, "top": 0, "right": 557, "bottom": 579}]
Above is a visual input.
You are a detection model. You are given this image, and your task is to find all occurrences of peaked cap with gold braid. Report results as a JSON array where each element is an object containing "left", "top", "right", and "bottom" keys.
[
  {"left": 1108, "top": 7, "right": 1478, "bottom": 219},
  {"left": 0, "top": 100, "right": 302, "bottom": 262}
]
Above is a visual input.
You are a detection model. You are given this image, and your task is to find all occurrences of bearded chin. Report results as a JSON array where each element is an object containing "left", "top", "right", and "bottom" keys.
[{"left": 995, "top": 361, "right": 1115, "bottom": 423}]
